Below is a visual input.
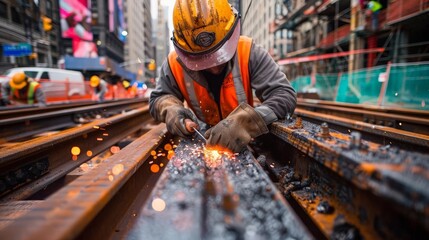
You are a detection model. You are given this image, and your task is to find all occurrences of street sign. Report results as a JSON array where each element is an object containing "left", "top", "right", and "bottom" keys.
[{"left": 2, "top": 43, "right": 33, "bottom": 57}]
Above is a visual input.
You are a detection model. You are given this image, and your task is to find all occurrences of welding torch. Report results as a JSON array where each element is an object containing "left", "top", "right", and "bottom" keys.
[{"left": 185, "top": 119, "right": 207, "bottom": 143}]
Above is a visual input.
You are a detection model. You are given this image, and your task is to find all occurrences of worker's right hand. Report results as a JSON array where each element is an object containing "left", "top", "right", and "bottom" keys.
[
  {"left": 154, "top": 95, "right": 198, "bottom": 138},
  {"left": 165, "top": 105, "right": 199, "bottom": 137}
]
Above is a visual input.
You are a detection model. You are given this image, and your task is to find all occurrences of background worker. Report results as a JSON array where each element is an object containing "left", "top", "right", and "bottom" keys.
[
  {"left": 1, "top": 72, "right": 46, "bottom": 107},
  {"left": 90, "top": 75, "right": 107, "bottom": 102},
  {"left": 149, "top": 0, "right": 297, "bottom": 153},
  {"left": 366, "top": 0, "right": 382, "bottom": 30},
  {"left": 122, "top": 80, "right": 137, "bottom": 98}
]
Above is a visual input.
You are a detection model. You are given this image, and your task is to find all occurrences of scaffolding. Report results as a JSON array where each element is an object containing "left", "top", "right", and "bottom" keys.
[{"left": 273, "top": 0, "right": 429, "bottom": 109}]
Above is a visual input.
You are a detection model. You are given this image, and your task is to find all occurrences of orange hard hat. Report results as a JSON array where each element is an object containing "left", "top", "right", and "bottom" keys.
[
  {"left": 10, "top": 72, "right": 28, "bottom": 89},
  {"left": 172, "top": 0, "right": 241, "bottom": 71},
  {"left": 90, "top": 75, "right": 100, "bottom": 87},
  {"left": 122, "top": 80, "right": 130, "bottom": 89}
]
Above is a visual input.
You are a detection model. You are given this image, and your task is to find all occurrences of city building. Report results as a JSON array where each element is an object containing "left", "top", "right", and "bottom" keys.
[
  {"left": 272, "top": 0, "right": 429, "bottom": 109},
  {"left": 155, "top": 2, "right": 170, "bottom": 79},
  {"left": 123, "top": 0, "right": 155, "bottom": 81},
  {"left": 0, "top": 0, "right": 60, "bottom": 72},
  {"left": 60, "top": 0, "right": 136, "bottom": 83},
  {"left": 240, "top": 0, "right": 290, "bottom": 62},
  {"left": 241, "top": 0, "right": 275, "bottom": 56}
]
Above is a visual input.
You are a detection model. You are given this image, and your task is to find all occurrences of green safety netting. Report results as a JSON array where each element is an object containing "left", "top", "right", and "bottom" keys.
[
  {"left": 290, "top": 63, "right": 429, "bottom": 111},
  {"left": 290, "top": 76, "right": 311, "bottom": 93},
  {"left": 335, "top": 66, "right": 386, "bottom": 104},
  {"left": 384, "top": 64, "right": 429, "bottom": 110},
  {"left": 290, "top": 75, "right": 337, "bottom": 100},
  {"left": 315, "top": 74, "right": 338, "bottom": 100}
]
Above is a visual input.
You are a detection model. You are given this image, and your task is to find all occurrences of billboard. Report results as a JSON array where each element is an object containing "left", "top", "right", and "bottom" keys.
[
  {"left": 109, "top": 0, "right": 126, "bottom": 42},
  {"left": 60, "top": 0, "right": 98, "bottom": 57}
]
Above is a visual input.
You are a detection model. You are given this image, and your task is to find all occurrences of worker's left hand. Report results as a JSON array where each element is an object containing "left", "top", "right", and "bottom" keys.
[{"left": 204, "top": 103, "right": 269, "bottom": 153}]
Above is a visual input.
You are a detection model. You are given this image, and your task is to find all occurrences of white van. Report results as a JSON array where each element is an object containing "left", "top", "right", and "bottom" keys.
[{"left": 0, "top": 67, "right": 86, "bottom": 101}]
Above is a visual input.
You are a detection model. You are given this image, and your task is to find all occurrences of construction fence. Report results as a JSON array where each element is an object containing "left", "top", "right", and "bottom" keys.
[{"left": 290, "top": 62, "right": 429, "bottom": 111}]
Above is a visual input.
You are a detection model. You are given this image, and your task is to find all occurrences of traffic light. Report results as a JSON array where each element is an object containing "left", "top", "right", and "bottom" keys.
[
  {"left": 147, "top": 59, "right": 156, "bottom": 71},
  {"left": 41, "top": 16, "right": 52, "bottom": 32},
  {"left": 29, "top": 53, "right": 37, "bottom": 59}
]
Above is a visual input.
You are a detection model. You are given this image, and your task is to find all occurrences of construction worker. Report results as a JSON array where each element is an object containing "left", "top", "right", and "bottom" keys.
[
  {"left": 122, "top": 80, "right": 137, "bottom": 98},
  {"left": 90, "top": 75, "right": 107, "bottom": 102},
  {"left": 1, "top": 72, "right": 46, "bottom": 107},
  {"left": 367, "top": 0, "right": 382, "bottom": 30},
  {"left": 149, "top": 0, "right": 297, "bottom": 153}
]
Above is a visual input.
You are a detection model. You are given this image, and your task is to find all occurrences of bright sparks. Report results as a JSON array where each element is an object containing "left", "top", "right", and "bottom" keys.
[
  {"left": 112, "top": 164, "right": 124, "bottom": 175},
  {"left": 71, "top": 146, "right": 81, "bottom": 156},
  {"left": 110, "top": 146, "right": 121, "bottom": 154},
  {"left": 151, "top": 164, "right": 160, "bottom": 173},
  {"left": 152, "top": 198, "right": 166, "bottom": 212},
  {"left": 164, "top": 143, "right": 172, "bottom": 151},
  {"left": 203, "top": 147, "right": 226, "bottom": 168},
  {"left": 86, "top": 150, "right": 93, "bottom": 157}
]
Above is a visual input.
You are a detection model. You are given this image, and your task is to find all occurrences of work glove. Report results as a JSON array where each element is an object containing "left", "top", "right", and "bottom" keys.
[
  {"left": 204, "top": 103, "right": 269, "bottom": 153},
  {"left": 154, "top": 95, "right": 198, "bottom": 138}
]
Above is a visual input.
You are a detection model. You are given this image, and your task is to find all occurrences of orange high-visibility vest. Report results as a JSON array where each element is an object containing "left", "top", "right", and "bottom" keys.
[
  {"left": 168, "top": 36, "right": 253, "bottom": 126},
  {"left": 12, "top": 81, "right": 41, "bottom": 104}
]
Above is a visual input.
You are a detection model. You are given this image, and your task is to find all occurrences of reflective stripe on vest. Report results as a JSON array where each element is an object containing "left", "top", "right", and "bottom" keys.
[
  {"left": 369, "top": 1, "right": 382, "bottom": 12},
  {"left": 168, "top": 36, "right": 253, "bottom": 126},
  {"left": 12, "top": 81, "right": 40, "bottom": 104}
]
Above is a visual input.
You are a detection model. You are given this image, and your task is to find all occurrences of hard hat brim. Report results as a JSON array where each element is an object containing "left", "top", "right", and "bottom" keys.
[
  {"left": 174, "top": 20, "right": 241, "bottom": 71},
  {"left": 9, "top": 78, "right": 27, "bottom": 89}
]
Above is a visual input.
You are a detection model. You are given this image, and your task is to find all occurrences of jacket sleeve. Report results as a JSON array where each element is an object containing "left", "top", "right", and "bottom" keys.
[
  {"left": 249, "top": 42, "right": 297, "bottom": 124},
  {"left": 1, "top": 82, "right": 11, "bottom": 103},
  {"left": 35, "top": 87, "right": 47, "bottom": 106},
  {"left": 98, "top": 81, "right": 107, "bottom": 96},
  {"left": 149, "top": 57, "right": 186, "bottom": 121}
]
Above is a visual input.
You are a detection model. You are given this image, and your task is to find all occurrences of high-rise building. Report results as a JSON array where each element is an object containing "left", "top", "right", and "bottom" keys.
[
  {"left": 240, "top": 0, "right": 289, "bottom": 61},
  {"left": 123, "top": 0, "right": 154, "bottom": 80},
  {"left": 155, "top": 2, "right": 170, "bottom": 76}
]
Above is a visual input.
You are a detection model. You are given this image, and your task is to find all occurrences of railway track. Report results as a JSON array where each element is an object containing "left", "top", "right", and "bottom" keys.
[
  {"left": 297, "top": 99, "right": 429, "bottom": 135},
  {"left": 0, "top": 98, "right": 147, "bottom": 141},
  {"left": 0, "top": 102, "right": 427, "bottom": 239},
  {"left": 296, "top": 99, "right": 429, "bottom": 152}
]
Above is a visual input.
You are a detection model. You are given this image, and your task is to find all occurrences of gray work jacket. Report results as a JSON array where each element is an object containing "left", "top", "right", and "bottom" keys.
[{"left": 150, "top": 38, "right": 297, "bottom": 126}]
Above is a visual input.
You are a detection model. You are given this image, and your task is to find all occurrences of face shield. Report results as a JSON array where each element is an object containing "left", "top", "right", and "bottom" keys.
[{"left": 172, "top": 17, "right": 241, "bottom": 71}]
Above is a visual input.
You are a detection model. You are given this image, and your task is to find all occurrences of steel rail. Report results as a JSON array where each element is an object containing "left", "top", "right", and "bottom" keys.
[
  {"left": 128, "top": 139, "right": 312, "bottom": 239},
  {"left": 0, "top": 108, "right": 427, "bottom": 239},
  {"left": 0, "top": 99, "right": 149, "bottom": 120},
  {"left": 295, "top": 108, "right": 429, "bottom": 151},
  {"left": 0, "top": 100, "right": 95, "bottom": 120},
  {"left": 0, "top": 124, "right": 167, "bottom": 239},
  {"left": 259, "top": 119, "right": 429, "bottom": 239},
  {"left": 0, "top": 105, "right": 152, "bottom": 201},
  {"left": 0, "top": 127, "right": 314, "bottom": 240},
  {"left": 297, "top": 99, "right": 429, "bottom": 134},
  {"left": 0, "top": 98, "right": 147, "bottom": 141}
]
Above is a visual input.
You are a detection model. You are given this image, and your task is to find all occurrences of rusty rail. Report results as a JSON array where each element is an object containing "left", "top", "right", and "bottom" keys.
[
  {"left": 0, "top": 106, "right": 152, "bottom": 201},
  {"left": 0, "top": 124, "right": 167, "bottom": 239},
  {"left": 295, "top": 108, "right": 429, "bottom": 152},
  {"left": 0, "top": 98, "right": 147, "bottom": 141},
  {"left": 127, "top": 139, "right": 312, "bottom": 239},
  {"left": 252, "top": 118, "right": 429, "bottom": 239},
  {"left": 0, "top": 106, "right": 427, "bottom": 239},
  {"left": 297, "top": 99, "right": 429, "bottom": 135},
  {"left": 0, "top": 127, "right": 313, "bottom": 239}
]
